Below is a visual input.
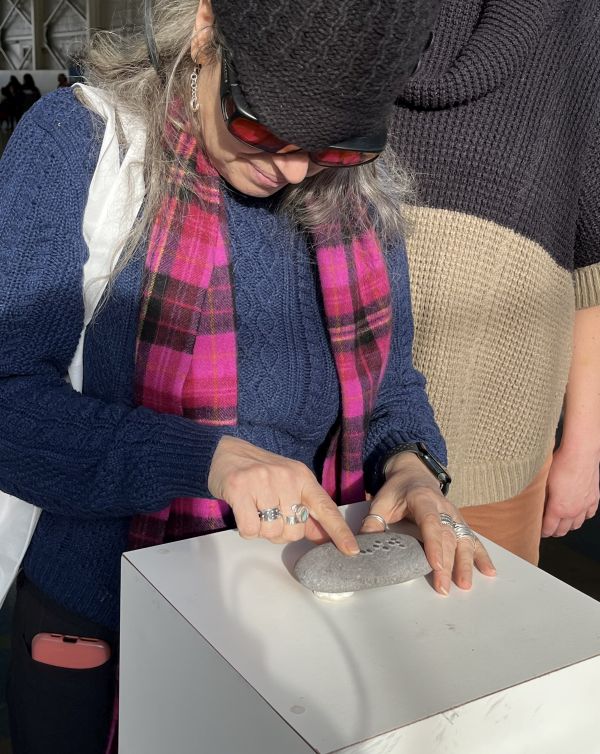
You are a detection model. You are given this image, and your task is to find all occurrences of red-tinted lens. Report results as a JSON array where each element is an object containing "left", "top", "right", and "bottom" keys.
[
  {"left": 310, "top": 148, "right": 379, "bottom": 167},
  {"left": 229, "top": 115, "right": 289, "bottom": 152}
]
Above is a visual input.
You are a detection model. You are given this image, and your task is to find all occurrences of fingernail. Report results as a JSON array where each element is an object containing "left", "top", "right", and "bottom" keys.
[
  {"left": 346, "top": 540, "right": 361, "bottom": 555},
  {"left": 437, "top": 574, "right": 450, "bottom": 595}
]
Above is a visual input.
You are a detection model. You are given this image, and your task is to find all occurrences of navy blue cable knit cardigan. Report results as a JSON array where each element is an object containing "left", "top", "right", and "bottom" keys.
[{"left": 0, "top": 89, "right": 444, "bottom": 629}]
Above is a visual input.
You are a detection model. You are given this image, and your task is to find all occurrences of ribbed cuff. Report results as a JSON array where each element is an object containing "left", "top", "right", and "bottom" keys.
[
  {"left": 140, "top": 414, "right": 240, "bottom": 507},
  {"left": 574, "top": 261, "right": 600, "bottom": 309},
  {"left": 446, "top": 448, "right": 553, "bottom": 507}
]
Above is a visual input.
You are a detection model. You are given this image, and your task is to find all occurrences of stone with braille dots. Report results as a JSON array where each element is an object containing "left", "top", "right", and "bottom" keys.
[{"left": 293, "top": 532, "right": 431, "bottom": 598}]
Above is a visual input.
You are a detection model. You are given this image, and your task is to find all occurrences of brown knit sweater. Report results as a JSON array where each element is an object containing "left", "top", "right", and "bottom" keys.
[{"left": 391, "top": 0, "right": 600, "bottom": 506}]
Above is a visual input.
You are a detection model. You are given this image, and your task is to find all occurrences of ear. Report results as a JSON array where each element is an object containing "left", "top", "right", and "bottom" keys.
[{"left": 191, "top": 0, "right": 215, "bottom": 64}]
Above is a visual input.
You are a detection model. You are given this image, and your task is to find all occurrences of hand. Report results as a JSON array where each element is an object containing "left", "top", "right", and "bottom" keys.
[
  {"left": 542, "top": 446, "right": 600, "bottom": 537},
  {"left": 360, "top": 453, "right": 496, "bottom": 595},
  {"left": 208, "top": 435, "right": 360, "bottom": 555}
]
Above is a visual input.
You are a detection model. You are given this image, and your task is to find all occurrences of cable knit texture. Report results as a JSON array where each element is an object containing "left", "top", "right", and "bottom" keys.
[
  {"left": 0, "top": 89, "right": 443, "bottom": 629},
  {"left": 391, "top": 0, "right": 600, "bottom": 506}
]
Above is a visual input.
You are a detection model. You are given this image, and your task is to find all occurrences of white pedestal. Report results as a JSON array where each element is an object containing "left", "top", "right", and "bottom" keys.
[{"left": 119, "top": 502, "right": 600, "bottom": 754}]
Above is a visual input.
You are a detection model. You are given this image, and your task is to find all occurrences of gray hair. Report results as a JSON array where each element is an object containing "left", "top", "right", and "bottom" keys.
[{"left": 78, "top": 0, "right": 412, "bottom": 281}]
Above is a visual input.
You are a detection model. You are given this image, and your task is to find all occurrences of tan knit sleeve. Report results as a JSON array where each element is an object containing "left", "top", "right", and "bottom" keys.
[
  {"left": 574, "top": 108, "right": 600, "bottom": 309},
  {"left": 574, "top": 262, "right": 600, "bottom": 310}
]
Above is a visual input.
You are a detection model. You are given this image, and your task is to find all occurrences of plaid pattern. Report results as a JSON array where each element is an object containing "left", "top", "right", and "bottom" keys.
[
  {"left": 128, "top": 130, "right": 237, "bottom": 548},
  {"left": 127, "top": 129, "right": 392, "bottom": 550},
  {"left": 317, "top": 232, "right": 392, "bottom": 503}
]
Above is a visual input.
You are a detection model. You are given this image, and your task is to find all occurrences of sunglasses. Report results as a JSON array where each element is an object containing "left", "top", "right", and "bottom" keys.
[{"left": 219, "top": 50, "right": 386, "bottom": 168}]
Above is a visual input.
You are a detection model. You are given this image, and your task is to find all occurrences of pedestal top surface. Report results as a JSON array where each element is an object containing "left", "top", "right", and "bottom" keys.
[{"left": 123, "top": 502, "right": 600, "bottom": 753}]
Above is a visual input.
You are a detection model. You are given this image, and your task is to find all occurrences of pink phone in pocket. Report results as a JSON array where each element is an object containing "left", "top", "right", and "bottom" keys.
[{"left": 31, "top": 632, "right": 111, "bottom": 669}]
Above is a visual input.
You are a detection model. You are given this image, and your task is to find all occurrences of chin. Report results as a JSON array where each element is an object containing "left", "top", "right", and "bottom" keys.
[
  {"left": 225, "top": 174, "right": 285, "bottom": 198},
  {"left": 241, "top": 183, "right": 282, "bottom": 198}
]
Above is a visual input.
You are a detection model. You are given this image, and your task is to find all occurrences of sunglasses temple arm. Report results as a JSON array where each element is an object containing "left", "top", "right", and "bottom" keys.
[{"left": 144, "top": 0, "right": 166, "bottom": 83}]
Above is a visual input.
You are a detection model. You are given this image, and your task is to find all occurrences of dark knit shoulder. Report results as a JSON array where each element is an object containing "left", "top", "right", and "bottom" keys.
[
  {"left": 13, "top": 86, "right": 100, "bottom": 174},
  {"left": 27, "top": 86, "right": 94, "bottom": 132},
  {"left": 391, "top": 0, "right": 600, "bottom": 274}
]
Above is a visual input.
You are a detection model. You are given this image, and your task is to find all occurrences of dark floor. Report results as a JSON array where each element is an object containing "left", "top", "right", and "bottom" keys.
[
  {"left": 0, "top": 584, "right": 13, "bottom": 754},
  {"left": 539, "top": 515, "right": 600, "bottom": 600}
]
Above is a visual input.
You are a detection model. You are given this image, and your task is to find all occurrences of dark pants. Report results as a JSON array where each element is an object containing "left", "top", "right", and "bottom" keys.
[{"left": 6, "top": 574, "right": 118, "bottom": 754}]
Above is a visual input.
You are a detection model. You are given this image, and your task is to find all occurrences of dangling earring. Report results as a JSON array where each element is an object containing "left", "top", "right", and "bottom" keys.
[{"left": 190, "top": 65, "right": 199, "bottom": 112}]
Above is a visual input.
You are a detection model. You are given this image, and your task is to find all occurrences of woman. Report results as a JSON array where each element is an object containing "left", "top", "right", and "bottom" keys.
[
  {"left": 21, "top": 73, "right": 41, "bottom": 111},
  {"left": 391, "top": 0, "right": 600, "bottom": 564},
  {"left": 0, "top": 0, "right": 494, "bottom": 751},
  {"left": 0, "top": 75, "right": 22, "bottom": 129}
]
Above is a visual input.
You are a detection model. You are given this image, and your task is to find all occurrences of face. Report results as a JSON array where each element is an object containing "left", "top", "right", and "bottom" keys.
[{"left": 192, "top": 1, "right": 326, "bottom": 197}]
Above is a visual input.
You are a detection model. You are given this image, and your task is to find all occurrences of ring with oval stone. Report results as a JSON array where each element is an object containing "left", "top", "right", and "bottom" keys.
[{"left": 291, "top": 504, "right": 310, "bottom": 524}]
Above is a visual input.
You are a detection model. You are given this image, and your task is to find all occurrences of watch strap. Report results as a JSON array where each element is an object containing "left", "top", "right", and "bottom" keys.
[{"left": 379, "top": 441, "right": 451, "bottom": 495}]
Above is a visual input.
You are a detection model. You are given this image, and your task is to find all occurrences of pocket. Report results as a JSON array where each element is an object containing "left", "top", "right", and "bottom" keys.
[{"left": 7, "top": 634, "right": 116, "bottom": 754}]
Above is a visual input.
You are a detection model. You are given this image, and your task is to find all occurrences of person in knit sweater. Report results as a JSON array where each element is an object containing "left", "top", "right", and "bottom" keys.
[
  {"left": 0, "top": 1, "right": 496, "bottom": 751},
  {"left": 391, "top": 0, "right": 600, "bottom": 564}
]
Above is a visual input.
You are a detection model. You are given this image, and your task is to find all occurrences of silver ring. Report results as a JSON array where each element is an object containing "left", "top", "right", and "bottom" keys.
[
  {"left": 361, "top": 513, "right": 388, "bottom": 531},
  {"left": 439, "top": 513, "right": 456, "bottom": 528},
  {"left": 258, "top": 506, "right": 281, "bottom": 522},
  {"left": 291, "top": 504, "right": 310, "bottom": 524},
  {"left": 453, "top": 521, "right": 477, "bottom": 547}
]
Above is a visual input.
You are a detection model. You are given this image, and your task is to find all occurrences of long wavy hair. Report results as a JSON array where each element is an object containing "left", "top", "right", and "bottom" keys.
[{"left": 78, "top": 0, "right": 412, "bottom": 281}]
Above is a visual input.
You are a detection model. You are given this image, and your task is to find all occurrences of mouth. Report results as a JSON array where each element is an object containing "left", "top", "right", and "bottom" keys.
[{"left": 249, "top": 161, "right": 285, "bottom": 189}]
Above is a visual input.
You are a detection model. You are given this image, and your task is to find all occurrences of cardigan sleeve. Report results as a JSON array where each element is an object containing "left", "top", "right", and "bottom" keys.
[
  {"left": 0, "top": 93, "right": 235, "bottom": 519},
  {"left": 573, "top": 108, "right": 600, "bottom": 309},
  {"left": 363, "top": 238, "right": 446, "bottom": 494}
]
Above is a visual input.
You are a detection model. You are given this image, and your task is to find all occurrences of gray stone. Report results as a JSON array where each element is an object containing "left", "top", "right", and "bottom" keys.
[{"left": 293, "top": 532, "right": 431, "bottom": 595}]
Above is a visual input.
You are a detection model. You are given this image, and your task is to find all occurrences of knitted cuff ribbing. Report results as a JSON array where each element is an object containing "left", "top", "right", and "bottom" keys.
[{"left": 574, "top": 261, "right": 600, "bottom": 310}]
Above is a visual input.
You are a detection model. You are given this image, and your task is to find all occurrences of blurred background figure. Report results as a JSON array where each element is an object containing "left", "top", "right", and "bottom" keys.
[
  {"left": 57, "top": 73, "right": 69, "bottom": 88},
  {"left": 0, "top": 77, "right": 23, "bottom": 129},
  {"left": 21, "top": 74, "right": 41, "bottom": 111},
  {"left": 0, "top": 88, "right": 10, "bottom": 131}
]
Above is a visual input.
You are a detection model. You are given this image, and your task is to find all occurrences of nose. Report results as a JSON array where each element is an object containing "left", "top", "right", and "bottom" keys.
[{"left": 271, "top": 150, "right": 310, "bottom": 184}]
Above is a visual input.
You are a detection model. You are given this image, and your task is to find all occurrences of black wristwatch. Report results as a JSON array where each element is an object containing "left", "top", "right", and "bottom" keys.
[{"left": 380, "top": 442, "right": 451, "bottom": 495}]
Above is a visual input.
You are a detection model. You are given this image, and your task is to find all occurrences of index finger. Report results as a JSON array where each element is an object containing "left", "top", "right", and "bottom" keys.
[{"left": 302, "top": 481, "right": 360, "bottom": 556}]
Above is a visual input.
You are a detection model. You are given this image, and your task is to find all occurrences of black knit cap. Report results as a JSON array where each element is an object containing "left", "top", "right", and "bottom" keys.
[{"left": 211, "top": 0, "right": 441, "bottom": 152}]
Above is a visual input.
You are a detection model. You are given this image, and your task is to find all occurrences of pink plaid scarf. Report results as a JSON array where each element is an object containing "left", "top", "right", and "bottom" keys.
[{"left": 127, "top": 130, "right": 393, "bottom": 548}]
